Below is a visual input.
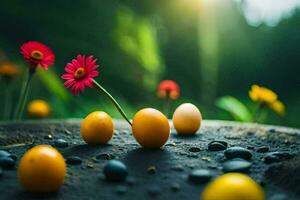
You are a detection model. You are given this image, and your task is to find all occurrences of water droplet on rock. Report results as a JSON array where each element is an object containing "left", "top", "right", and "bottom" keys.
[{"left": 44, "top": 134, "right": 53, "bottom": 140}]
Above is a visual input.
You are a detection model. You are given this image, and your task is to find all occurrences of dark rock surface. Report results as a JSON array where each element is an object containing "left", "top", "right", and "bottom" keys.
[{"left": 0, "top": 120, "right": 299, "bottom": 200}]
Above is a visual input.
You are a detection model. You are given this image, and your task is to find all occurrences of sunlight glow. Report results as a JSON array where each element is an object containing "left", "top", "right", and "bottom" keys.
[{"left": 235, "top": 0, "right": 300, "bottom": 26}]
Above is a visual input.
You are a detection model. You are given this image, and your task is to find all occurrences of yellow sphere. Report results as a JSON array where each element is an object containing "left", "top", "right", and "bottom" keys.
[
  {"left": 132, "top": 108, "right": 170, "bottom": 148},
  {"left": 201, "top": 173, "right": 265, "bottom": 200},
  {"left": 27, "top": 100, "right": 50, "bottom": 118},
  {"left": 80, "top": 111, "right": 114, "bottom": 145},
  {"left": 18, "top": 145, "right": 66, "bottom": 193},
  {"left": 173, "top": 103, "right": 202, "bottom": 135}
]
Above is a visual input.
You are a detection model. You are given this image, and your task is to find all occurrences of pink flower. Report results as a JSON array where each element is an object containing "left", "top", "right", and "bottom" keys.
[
  {"left": 61, "top": 54, "right": 99, "bottom": 95},
  {"left": 20, "top": 41, "right": 55, "bottom": 70}
]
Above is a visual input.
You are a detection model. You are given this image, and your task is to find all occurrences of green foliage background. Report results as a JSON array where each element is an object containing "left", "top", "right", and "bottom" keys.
[{"left": 0, "top": 0, "right": 299, "bottom": 127}]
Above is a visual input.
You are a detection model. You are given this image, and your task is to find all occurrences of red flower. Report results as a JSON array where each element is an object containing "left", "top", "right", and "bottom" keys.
[
  {"left": 157, "top": 80, "right": 180, "bottom": 100},
  {"left": 20, "top": 41, "right": 55, "bottom": 70},
  {"left": 61, "top": 54, "right": 99, "bottom": 95}
]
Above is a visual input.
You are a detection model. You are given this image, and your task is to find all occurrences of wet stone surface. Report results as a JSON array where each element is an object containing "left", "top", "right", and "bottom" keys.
[
  {"left": 0, "top": 120, "right": 299, "bottom": 200},
  {"left": 188, "top": 169, "right": 214, "bottom": 184},
  {"left": 224, "top": 146, "right": 253, "bottom": 160},
  {"left": 222, "top": 158, "right": 252, "bottom": 173}
]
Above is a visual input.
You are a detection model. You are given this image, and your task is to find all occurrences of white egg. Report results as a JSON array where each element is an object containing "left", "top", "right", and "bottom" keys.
[{"left": 172, "top": 103, "right": 202, "bottom": 135}]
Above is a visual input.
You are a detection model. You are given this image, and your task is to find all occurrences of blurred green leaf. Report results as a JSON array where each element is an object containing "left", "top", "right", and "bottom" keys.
[
  {"left": 216, "top": 96, "right": 252, "bottom": 122},
  {"left": 114, "top": 7, "right": 164, "bottom": 90},
  {"left": 36, "top": 68, "right": 70, "bottom": 102}
]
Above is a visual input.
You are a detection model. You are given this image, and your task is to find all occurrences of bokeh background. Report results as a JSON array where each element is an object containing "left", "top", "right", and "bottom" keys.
[{"left": 0, "top": 0, "right": 299, "bottom": 127}]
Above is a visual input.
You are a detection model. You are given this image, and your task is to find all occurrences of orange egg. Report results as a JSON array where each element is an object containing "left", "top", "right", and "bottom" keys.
[
  {"left": 201, "top": 173, "right": 265, "bottom": 200},
  {"left": 172, "top": 103, "right": 202, "bottom": 135},
  {"left": 80, "top": 111, "right": 114, "bottom": 145},
  {"left": 18, "top": 145, "right": 66, "bottom": 193},
  {"left": 132, "top": 108, "right": 170, "bottom": 148},
  {"left": 27, "top": 99, "right": 50, "bottom": 118}
]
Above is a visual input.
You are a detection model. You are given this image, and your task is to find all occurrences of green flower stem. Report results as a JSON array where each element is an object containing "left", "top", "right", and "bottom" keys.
[
  {"left": 93, "top": 79, "right": 132, "bottom": 126},
  {"left": 163, "top": 97, "right": 171, "bottom": 119},
  {"left": 252, "top": 103, "right": 264, "bottom": 123},
  {"left": 14, "top": 70, "right": 33, "bottom": 120},
  {"left": 3, "top": 82, "right": 13, "bottom": 120}
]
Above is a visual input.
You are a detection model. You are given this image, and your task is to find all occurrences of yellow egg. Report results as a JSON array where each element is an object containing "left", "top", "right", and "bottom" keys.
[
  {"left": 201, "top": 173, "right": 265, "bottom": 200},
  {"left": 27, "top": 99, "right": 50, "bottom": 118},
  {"left": 132, "top": 108, "right": 170, "bottom": 148},
  {"left": 80, "top": 111, "right": 114, "bottom": 145},
  {"left": 18, "top": 145, "right": 66, "bottom": 193},
  {"left": 172, "top": 103, "right": 202, "bottom": 135}
]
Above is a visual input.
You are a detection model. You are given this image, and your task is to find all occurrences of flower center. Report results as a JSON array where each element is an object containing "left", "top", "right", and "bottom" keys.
[
  {"left": 74, "top": 67, "right": 86, "bottom": 79},
  {"left": 31, "top": 50, "right": 44, "bottom": 60}
]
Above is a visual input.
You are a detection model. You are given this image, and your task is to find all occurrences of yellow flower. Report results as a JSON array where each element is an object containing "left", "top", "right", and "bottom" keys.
[
  {"left": 270, "top": 100, "right": 285, "bottom": 116},
  {"left": 27, "top": 100, "right": 51, "bottom": 118},
  {"left": 249, "top": 84, "right": 277, "bottom": 105},
  {"left": 0, "top": 62, "right": 20, "bottom": 79}
]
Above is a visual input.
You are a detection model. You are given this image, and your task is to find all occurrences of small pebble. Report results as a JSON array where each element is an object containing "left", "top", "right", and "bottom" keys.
[
  {"left": 0, "top": 150, "right": 10, "bottom": 158},
  {"left": 147, "top": 186, "right": 160, "bottom": 197},
  {"left": 264, "top": 152, "right": 293, "bottom": 164},
  {"left": 54, "top": 139, "right": 68, "bottom": 148},
  {"left": 170, "top": 183, "right": 180, "bottom": 191},
  {"left": 86, "top": 163, "right": 94, "bottom": 168},
  {"left": 8, "top": 155, "right": 17, "bottom": 162},
  {"left": 201, "top": 156, "right": 211, "bottom": 162},
  {"left": 44, "top": 134, "right": 53, "bottom": 140},
  {"left": 0, "top": 157, "right": 15, "bottom": 169},
  {"left": 103, "top": 160, "right": 128, "bottom": 182},
  {"left": 222, "top": 159, "right": 252, "bottom": 173},
  {"left": 269, "top": 129, "right": 276, "bottom": 133},
  {"left": 147, "top": 166, "right": 156, "bottom": 174},
  {"left": 188, "top": 169, "right": 213, "bottom": 184},
  {"left": 247, "top": 132, "right": 255, "bottom": 136},
  {"left": 96, "top": 153, "right": 114, "bottom": 160},
  {"left": 208, "top": 141, "right": 227, "bottom": 151},
  {"left": 189, "top": 147, "right": 201, "bottom": 152},
  {"left": 256, "top": 146, "right": 269, "bottom": 153},
  {"left": 171, "top": 165, "right": 184, "bottom": 172},
  {"left": 64, "top": 129, "right": 72, "bottom": 135},
  {"left": 116, "top": 186, "right": 128, "bottom": 195},
  {"left": 122, "top": 130, "right": 130, "bottom": 135},
  {"left": 270, "top": 194, "right": 288, "bottom": 200},
  {"left": 66, "top": 156, "right": 82, "bottom": 165},
  {"left": 126, "top": 177, "right": 136, "bottom": 186},
  {"left": 247, "top": 146, "right": 255, "bottom": 150},
  {"left": 224, "top": 147, "right": 252, "bottom": 160}
]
